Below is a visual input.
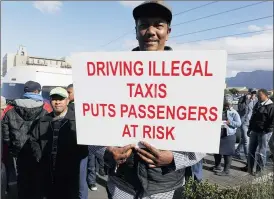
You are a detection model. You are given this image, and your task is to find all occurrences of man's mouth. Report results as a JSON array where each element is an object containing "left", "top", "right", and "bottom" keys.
[{"left": 144, "top": 40, "right": 158, "bottom": 45}]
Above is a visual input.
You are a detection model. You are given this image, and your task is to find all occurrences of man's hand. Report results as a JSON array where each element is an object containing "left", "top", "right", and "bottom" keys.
[
  {"left": 226, "top": 120, "right": 230, "bottom": 125},
  {"left": 106, "top": 144, "right": 135, "bottom": 165},
  {"left": 247, "top": 130, "right": 251, "bottom": 137},
  {"left": 135, "top": 141, "right": 174, "bottom": 168}
]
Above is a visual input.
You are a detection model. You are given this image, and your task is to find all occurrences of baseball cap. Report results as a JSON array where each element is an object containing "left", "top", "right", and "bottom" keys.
[
  {"left": 24, "top": 81, "right": 41, "bottom": 93},
  {"left": 50, "top": 87, "right": 68, "bottom": 98},
  {"left": 133, "top": 1, "right": 172, "bottom": 24},
  {"left": 1, "top": 96, "right": 7, "bottom": 110}
]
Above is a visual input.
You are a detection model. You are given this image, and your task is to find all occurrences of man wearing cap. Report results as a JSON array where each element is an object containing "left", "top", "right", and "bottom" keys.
[
  {"left": 89, "top": 1, "right": 205, "bottom": 199},
  {"left": 28, "top": 87, "right": 88, "bottom": 199},
  {"left": 1, "top": 80, "right": 52, "bottom": 199}
]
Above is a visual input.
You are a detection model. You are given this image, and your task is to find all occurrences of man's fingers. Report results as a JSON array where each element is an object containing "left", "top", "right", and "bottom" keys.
[
  {"left": 136, "top": 148, "right": 156, "bottom": 162},
  {"left": 148, "top": 164, "right": 156, "bottom": 168},
  {"left": 137, "top": 152, "right": 155, "bottom": 165},
  {"left": 140, "top": 141, "right": 159, "bottom": 157},
  {"left": 121, "top": 144, "right": 135, "bottom": 153},
  {"left": 115, "top": 152, "right": 130, "bottom": 161},
  {"left": 125, "top": 149, "right": 132, "bottom": 157}
]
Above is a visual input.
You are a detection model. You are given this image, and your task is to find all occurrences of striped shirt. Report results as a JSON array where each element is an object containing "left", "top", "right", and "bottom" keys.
[{"left": 89, "top": 146, "right": 205, "bottom": 199}]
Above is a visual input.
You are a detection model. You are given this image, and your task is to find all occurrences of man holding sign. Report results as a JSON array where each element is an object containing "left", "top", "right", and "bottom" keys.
[{"left": 84, "top": 1, "right": 208, "bottom": 199}]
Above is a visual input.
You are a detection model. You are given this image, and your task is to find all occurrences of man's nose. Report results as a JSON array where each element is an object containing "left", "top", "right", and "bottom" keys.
[{"left": 146, "top": 25, "right": 156, "bottom": 36}]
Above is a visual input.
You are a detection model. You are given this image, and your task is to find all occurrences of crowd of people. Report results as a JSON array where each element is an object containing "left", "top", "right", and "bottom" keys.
[
  {"left": 1, "top": 82, "right": 106, "bottom": 199},
  {"left": 1, "top": 1, "right": 274, "bottom": 199}
]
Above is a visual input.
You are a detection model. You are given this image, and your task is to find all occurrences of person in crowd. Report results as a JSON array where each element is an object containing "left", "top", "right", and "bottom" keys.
[
  {"left": 67, "top": 84, "right": 75, "bottom": 111},
  {"left": 1, "top": 96, "right": 8, "bottom": 117},
  {"left": 185, "top": 159, "right": 203, "bottom": 183},
  {"left": 28, "top": 87, "right": 88, "bottom": 199},
  {"left": 211, "top": 95, "right": 241, "bottom": 176},
  {"left": 1, "top": 96, "right": 8, "bottom": 197},
  {"left": 237, "top": 88, "right": 256, "bottom": 118},
  {"left": 66, "top": 83, "right": 101, "bottom": 198},
  {"left": 245, "top": 89, "right": 274, "bottom": 175},
  {"left": 89, "top": 1, "right": 205, "bottom": 199},
  {"left": 1, "top": 81, "right": 52, "bottom": 199},
  {"left": 235, "top": 89, "right": 257, "bottom": 161},
  {"left": 87, "top": 147, "right": 98, "bottom": 191},
  {"left": 269, "top": 133, "right": 274, "bottom": 159}
]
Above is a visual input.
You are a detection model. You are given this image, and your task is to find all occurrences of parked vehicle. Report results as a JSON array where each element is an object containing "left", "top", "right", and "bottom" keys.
[{"left": 1, "top": 65, "right": 72, "bottom": 102}]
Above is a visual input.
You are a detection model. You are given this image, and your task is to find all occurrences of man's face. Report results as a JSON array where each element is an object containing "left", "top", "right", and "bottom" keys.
[
  {"left": 258, "top": 91, "right": 268, "bottom": 102},
  {"left": 251, "top": 92, "right": 257, "bottom": 99},
  {"left": 50, "top": 95, "right": 69, "bottom": 114},
  {"left": 136, "top": 17, "right": 171, "bottom": 51},
  {"left": 67, "top": 87, "right": 74, "bottom": 102},
  {"left": 223, "top": 102, "right": 230, "bottom": 111}
]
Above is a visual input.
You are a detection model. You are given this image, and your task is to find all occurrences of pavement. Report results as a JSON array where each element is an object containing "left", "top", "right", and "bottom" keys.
[{"left": 4, "top": 174, "right": 109, "bottom": 199}]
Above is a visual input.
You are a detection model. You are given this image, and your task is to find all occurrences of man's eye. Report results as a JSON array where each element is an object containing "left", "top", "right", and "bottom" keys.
[{"left": 156, "top": 24, "right": 164, "bottom": 28}]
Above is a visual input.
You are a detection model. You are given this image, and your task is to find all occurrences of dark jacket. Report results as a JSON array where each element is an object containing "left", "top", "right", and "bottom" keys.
[
  {"left": 68, "top": 101, "right": 75, "bottom": 112},
  {"left": 249, "top": 99, "right": 274, "bottom": 133},
  {"left": 28, "top": 108, "right": 88, "bottom": 199},
  {"left": 1, "top": 98, "right": 52, "bottom": 156},
  {"left": 105, "top": 46, "right": 185, "bottom": 197}
]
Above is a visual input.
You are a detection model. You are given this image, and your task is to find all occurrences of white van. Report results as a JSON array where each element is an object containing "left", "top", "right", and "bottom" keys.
[{"left": 1, "top": 65, "right": 72, "bottom": 101}]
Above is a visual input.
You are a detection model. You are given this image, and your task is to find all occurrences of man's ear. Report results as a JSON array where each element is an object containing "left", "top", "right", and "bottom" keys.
[{"left": 166, "top": 27, "right": 171, "bottom": 41}]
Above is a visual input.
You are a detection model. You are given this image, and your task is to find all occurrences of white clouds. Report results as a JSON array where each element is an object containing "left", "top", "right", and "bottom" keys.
[
  {"left": 169, "top": 25, "right": 273, "bottom": 77},
  {"left": 121, "top": 24, "right": 273, "bottom": 77},
  {"left": 119, "top": 1, "right": 144, "bottom": 8},
  {"left": 248, "top": 24, "right": 273, "bottom": 31},
  {"left": 33, "top": 1, "right": 63, "bottom": 14}
]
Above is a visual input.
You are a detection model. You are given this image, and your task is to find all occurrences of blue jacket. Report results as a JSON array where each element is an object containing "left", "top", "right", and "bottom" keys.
[{"left": 225, "top": 107, "right": 241, "bottom": 136}]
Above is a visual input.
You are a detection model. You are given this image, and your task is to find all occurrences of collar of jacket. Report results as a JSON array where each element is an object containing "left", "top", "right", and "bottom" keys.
[
  {"left": 132, "top": 46, "right": 173, "bottom": 51},
  {"left": 41, "top": 107, "right": 75, "bottom": 122}
]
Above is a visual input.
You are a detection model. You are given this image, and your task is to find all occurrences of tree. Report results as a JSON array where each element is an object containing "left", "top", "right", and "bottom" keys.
[{"left": 229, "top": 88, "right": 239, "bottom": 95}]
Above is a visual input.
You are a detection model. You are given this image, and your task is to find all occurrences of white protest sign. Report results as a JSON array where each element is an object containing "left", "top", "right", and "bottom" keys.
[{"left": 71, "top": 51, "right": 227, "bottom": 153}]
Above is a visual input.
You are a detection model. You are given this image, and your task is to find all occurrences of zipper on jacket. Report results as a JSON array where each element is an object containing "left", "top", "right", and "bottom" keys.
[{"left": 49, "top": 119, "right": 68, "bottom": 184}]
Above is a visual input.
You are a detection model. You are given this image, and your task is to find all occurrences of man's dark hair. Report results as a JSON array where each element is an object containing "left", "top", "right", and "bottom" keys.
[
  {"left": 67, "top": 84, "right": 73, "bottom": 89},
  {"left": 258, "top": 88, "right": 269, "bottom": 96}
]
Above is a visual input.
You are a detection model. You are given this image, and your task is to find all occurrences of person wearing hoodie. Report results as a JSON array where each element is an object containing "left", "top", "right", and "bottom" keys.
[
  {"left": 210, "top": 95, "right": 241, "bottom": 176},
  {"left": 246, "top": 89, "right": 274, "bottom": 175},
  {"left": 1, "top": 80, "right": 52, "bottom": 199},
  {"left": 89, "top": 1, "right": 205, "bottom": 199}
]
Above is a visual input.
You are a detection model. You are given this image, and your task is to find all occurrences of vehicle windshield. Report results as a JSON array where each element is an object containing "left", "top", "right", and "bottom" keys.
[{"left": 2, "top": 83, "right": 25, "bottom": 101}]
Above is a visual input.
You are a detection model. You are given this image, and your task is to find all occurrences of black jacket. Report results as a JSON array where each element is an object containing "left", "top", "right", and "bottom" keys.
[
  {"left": 28, "top": 108, "right": 88, "bottom": 199},
  {"left": 68, "top": 102, "right": 75, "bottom": 112},
  {"left": 1, "top": 99, "right": 51, "bottom": 156},
  {"left": 249, "top": 99, "right": 274, "bottom": 133}
]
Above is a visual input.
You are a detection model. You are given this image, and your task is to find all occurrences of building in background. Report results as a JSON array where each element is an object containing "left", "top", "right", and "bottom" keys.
[{"left": 2, "top": 45, "right": 71, "bottom": 77}]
